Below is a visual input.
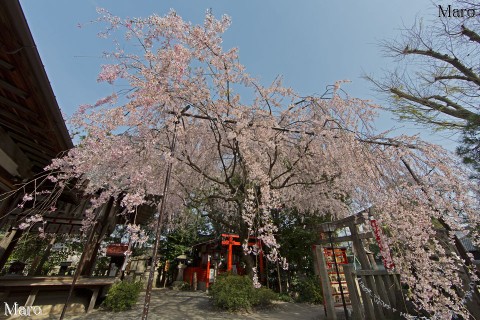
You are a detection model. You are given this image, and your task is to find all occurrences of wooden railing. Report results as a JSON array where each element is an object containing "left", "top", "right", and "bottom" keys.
[{"left": 343, "top": 265, "right": 406, "bottom": 320}]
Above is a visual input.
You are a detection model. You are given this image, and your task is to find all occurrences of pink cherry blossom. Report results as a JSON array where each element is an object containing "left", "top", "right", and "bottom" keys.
[{"left": 12, "top": 9, "right": 479, "bottom": 318}]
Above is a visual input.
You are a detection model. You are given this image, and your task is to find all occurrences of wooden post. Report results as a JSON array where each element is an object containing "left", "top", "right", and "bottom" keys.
[
  {"left": 312, "top": 245, "right": 337, "bottom": 320},
  {"left": 87, "top": 288, "right": 99, "bottom": 313},
  {"left": 375, "top": 274, "right": 393, "bottom": 318},
  {"left": 367, "top": 252, "right": 378, "bottom": 270},
  {"left": 265, "top": 258, "right": 269, "bottom": 289},
  {"left": 276, "top": 261, "right": 283, "bottom": 294},
  {"left": 359, "top": 275, "right": 376, "bottom": 320},
  {"left": 348, "top": 222, "right": 371, "bottom": 270},
  {"left": 0, "top": 195, "right": 14, "bottom": 229},
  {"left": 25, "top": 289, "right": 39, "bottom": 307},
  {"left": 365, "top": 275, "right": 385, "bottom": 319},
  {"left": 0, "top": 228, "right": 22, "bottom": 271},
  {"left": 392, "top": 274, "right": 408, "bottom": 314},
  {"left": 60, "top": 213, "right": 100, "bottom": 320},
  {"left": 383, "top": 274, "right": 397, "bottom": 310},
  {"left": 81, "top": 199, "right": 116, "bottom": 276},
  {"left": 343, "top": 264, "right": 364, "bottom": 320},
  {"left": 193, "top": 272, "right": 197, "bottom": 291},
  {"left": 163, "top": 261, "right": 168, "bottom": 288},
  {"left": 31, "top": 235, "right": 57, "bottom": 275}
]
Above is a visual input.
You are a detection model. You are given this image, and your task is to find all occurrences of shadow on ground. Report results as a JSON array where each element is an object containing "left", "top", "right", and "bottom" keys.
[{"left": 36, "top": 289, "right": 337, "bottom": 320}]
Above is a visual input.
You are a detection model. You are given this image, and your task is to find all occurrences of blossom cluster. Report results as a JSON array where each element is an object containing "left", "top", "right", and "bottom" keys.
[{"left": 30, "top": 9, "right": 480, "bottom": 315}]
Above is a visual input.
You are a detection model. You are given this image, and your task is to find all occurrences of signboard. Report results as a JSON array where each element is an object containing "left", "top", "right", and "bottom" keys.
[{"left": 209, "top": 269, "right": 215, "bottom": 283}]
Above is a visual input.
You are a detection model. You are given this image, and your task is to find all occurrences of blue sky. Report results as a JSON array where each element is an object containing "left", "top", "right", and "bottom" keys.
[{"left": 19, "top": 0, "right": 458, "bottom": 149}]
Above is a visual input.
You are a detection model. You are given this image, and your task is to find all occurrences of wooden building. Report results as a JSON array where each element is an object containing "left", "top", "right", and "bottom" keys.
[
  {"left": 0, "top": 0, "right": 72, "bottom": 193},
  {"left": 0, "top": 1, "right": 120, "bottom": 315}
]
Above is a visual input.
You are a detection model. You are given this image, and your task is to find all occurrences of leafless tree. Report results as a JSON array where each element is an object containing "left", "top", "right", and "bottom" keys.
[{"left": 366, "top": 0, "right": 480, "bottom": 130}]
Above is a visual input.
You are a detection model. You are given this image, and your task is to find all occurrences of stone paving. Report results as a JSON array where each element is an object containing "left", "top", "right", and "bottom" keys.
[{"left": 35, "top": 289, "right": 340, "bottom": 320}]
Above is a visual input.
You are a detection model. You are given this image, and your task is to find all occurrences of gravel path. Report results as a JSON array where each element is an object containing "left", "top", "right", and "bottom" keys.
[{"left": 39, "top": 289, "right": 332, "bottom": 320}]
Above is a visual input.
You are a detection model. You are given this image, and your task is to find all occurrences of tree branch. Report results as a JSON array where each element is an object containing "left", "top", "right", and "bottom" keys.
[
  {"left": 402, "top": 48, "right": 480, "bottom": 86},
  {"left": 461, "top": 25, "right": 480, "bottom": 45},
  {"left": 390, "top": 88, "right": 480, "bottom": 124}
]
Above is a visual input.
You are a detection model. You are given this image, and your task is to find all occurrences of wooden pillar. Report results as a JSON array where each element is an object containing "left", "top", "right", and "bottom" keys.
[
  {"left": 30, "top": 235, "right": 57, "bottom": 275},
  {"left": 0, "top": 228, "right": 22, "bottom": 271},
  {"left": 358, "top": 275, "right": 376, "bottom": 320},
  {"left": 276, "top": 261, "right": 282, "bottom": 293},
  {"left": 367, "top": 252, "right": 378, "bottom": 270},
  {"left": 265, "top": 258, "right": 269, "bottom": 289},
  {"left": 392, "top": 274, "right": 408, "bottom": 314},
  {"left": 81, "top": 199, "right": 116, "bottom": 276},
  {"left": 81, "top": 232, "right": 101, "bottom": 276},
  {"left": 0, "top": 195, "right": 14, "bottom": 229},
  {"left": 87, "top": 288, "right": 99, "bottom": 313},
  {"left": 193, "top": 272, "right": 197, "bottom": 291},
  {"left": 343, "top": 264, "right": 364, "bottom": 320},
  {"left": 375, "top": 274, "right": 393, "bottom": 319},
  {"left": 25, "top": 289, "right": 39, "bottom": 307},
  {"left": 365, "top": 275, "right": 385, "bottom": 319},
  {"left": 348, "top": 222, "right": 371, "bottom": 270},
  {"left": 383, "top": 274, "right": 397, "bottom": 310},
  {"left": 312, "top": 245, "right": 337, "bottom": 320}
]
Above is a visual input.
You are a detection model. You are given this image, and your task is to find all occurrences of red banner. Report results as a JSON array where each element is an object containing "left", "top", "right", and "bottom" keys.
[{"left": 369, "top": 219, "right": 395, "bottom": 270}]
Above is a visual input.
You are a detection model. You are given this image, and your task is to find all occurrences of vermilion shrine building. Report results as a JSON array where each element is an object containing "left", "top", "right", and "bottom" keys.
[{"left": 183, "top": 234, "right": 266, "bottom": 290}]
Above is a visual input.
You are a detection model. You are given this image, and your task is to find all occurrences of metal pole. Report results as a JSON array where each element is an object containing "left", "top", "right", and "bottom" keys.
[
  {"left": 328, "top": 231, "right": 349, "bottom": 320},
  {"left": 141, "top": 119, "right": 179, "bottom": 320}
]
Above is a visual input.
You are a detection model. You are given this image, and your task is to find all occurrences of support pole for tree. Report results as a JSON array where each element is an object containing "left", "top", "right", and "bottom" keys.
[{"left": 141, "top": 118, "right": 180, "bottom": 320}]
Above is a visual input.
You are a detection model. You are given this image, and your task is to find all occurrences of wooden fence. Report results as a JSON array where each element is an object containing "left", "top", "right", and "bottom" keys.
[{"left": 343, "top": 265, "right": 406, "bottom": 320}]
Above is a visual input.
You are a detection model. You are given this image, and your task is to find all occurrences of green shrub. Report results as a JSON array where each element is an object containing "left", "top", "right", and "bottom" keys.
[
  {"left": 253, "top": 287, "right": 278, "bottom": 307},
  {"left": 277, "top": 293, "right": 294, "bottom": 302},
  {"left": 103, "top": 280, "right": 143, "bottom": 311},
  {"left": 294, "top": 276, "right": 323, "bottom": 304},
  {"left": 209, "top": 274, "right": 277, "bottom": 311},
  {"left": 210, "top": 274, "right": 254, "bottom": 311}
]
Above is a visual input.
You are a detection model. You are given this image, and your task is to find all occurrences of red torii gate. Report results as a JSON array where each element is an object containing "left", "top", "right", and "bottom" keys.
[
  {"left": 185, "top": 233, "right": 267, "bottom": 291},
  {"left": 221, "top": 234, "right": 241, "bottom": 272},
  {"left": 221, "top": 234, "right": 265, "bottom": 280}
]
